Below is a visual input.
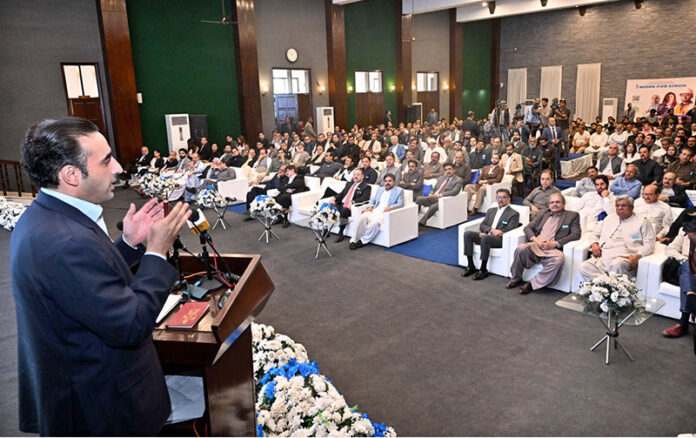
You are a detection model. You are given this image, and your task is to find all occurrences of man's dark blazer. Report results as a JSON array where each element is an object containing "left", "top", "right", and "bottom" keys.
[
  {"left": 335, "top": 180, "right": 371, "bottom": 208},
  {"left": 198, "top": 144, "right": 213, "bottom": 161},
  {"left": 362, "top": 166, "right": 379, "bottom": 185},
  {"left": 10, "top": 191, "right": 177, "bottom": 435},
  {"left": 461, "top": 118, "right": 480, "bottom": 139},
  {"left": 658, "top": 182, "right": 688, "bottom": 207},
  {"left": 523, "top": 208, "right": 581, "bottom": 249},
  {"left": 479, "top": 205, "right": 520, "bottom": 233},
  {"left": 135, "top": 153, "right": 153, "bottom": 167},
  {"left": 275, "top": 175, "right": 308, "bottom": 208}
]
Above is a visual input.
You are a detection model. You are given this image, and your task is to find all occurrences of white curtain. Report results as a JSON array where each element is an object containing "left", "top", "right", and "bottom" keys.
[
  {"left": 506, "top": 68, "right": 527, "bottom": 115},
  {"left": 575, "top": 63, "right": 601, "bottom": 122},
  {"left": 540, "top": 66, "right": 562, "bottom": 101}
]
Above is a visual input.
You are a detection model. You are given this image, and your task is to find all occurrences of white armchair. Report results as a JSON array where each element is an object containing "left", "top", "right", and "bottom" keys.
[
  {"left": 217, "top": 178, "right": 249, "bottom": 205},
  {"left": 639, "top": 253, "right": 682, "bottom": 320},
  {"left": 423, "top": 191, "right": 469, "bottom": 229},
  {"left": 289, "top": 179, "right": 347, "bottom": 228},
  {"left": 351, "top": 202, "right": 419, "bottom": 248},
  {"left": 479, "top": 175, "right": 514, "bottom": 212},
  {"left": 457, "top": 205, "right": 530, "bottom": 277}
]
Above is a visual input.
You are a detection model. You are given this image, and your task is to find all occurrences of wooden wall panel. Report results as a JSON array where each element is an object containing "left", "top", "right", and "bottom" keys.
[
  {"left": 325, "top": 1, "right": 348, "bottom": 129},
  {"left": 396, "top": 4, "right": 412, "bottom": 125},
  {"left": 490, "top": 18, "right": 501, "bottom": 109},
  {"left": 232, "top": 0, "right": 263, "bottom": 138},
  {"left": 449, "top": 9, "right": 463, "bottom": 120},
  {"left": 97, "top": 0, "right": 142, "bottom": 164}
]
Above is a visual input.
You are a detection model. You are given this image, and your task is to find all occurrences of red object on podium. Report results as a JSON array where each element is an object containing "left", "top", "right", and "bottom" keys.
[{"left": 154, "top": 254, "right": 274, "bottom": 436}]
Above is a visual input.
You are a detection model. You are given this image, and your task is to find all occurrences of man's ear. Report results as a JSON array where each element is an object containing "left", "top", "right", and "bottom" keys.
[{"left": 58, "top": 165, "right": 82, "bottom": 188}]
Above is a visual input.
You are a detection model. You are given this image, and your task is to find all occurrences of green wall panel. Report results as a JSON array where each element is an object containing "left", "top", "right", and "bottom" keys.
[
  {"left": 461, "top": 20, "right": 492, "bottom": 120},
  {"left": 127, "top": 0, "right": 240, "bottom": 153},
  {"left": 344, "top": 0, "right": 398, "bottom": 127}
]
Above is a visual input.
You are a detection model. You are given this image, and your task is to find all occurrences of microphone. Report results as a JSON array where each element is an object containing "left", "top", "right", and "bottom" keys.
[{"left": 187, "top": 208, "right": 211, "bottom": 236}]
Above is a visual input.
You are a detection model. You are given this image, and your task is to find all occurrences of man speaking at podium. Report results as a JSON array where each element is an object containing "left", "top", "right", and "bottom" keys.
[{"left": 10, "top": 118, "right": 191, "bottom": 435}]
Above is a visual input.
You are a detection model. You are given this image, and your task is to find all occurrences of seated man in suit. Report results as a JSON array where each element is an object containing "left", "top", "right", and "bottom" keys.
[
  {"left": 312, "top": 150, "right": 343, "bottom": 179},
  {"left": 415, "top": 163, "right": 463, "bottom": 226},
  {"left": 271, "top": 164, "right": 307, "bottom": 228},
  {"left": 358, "top": 156, "right": 379, "bottom": 185},
  {"left": 567, "top": 166, "right": 598, "bottom": 197},
  {"left": 349, "top": 173, "right": 404, "bottom": 250},
  {"left": 461, "top": 188, "right": 520, "bottom": 280},
  {"left": 328, "top": 167, "right": 371, "bottom": 242},
  {"left": 464, "top": 153, "right": 504, "bottom": 216},
  {"left": 398, "top": 159, "right": 424, "bottom": 195},
  {"left": 577, "top": 174, "right": 615, "bottom": 231},
  {"left": 597, "top": 143, "right": 626, "bottom": 180},
  {"left": 658, "top": 172, "right": 688, "bottom": 207},
  {"left": 507, "top": 193, "right": 582, "bottom": 294},
  {"left": 579, "top": 195, "right": 655, "bottom": 280},
  {"left": 243, "top": 165, "right": 287, "bottom": 221},
  {"left": 376, "top": 153, "right": 402, "bottom": 186}
]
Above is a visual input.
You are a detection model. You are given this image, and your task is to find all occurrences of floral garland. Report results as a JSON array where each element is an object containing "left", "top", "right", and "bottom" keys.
[
  {"left": 308, "top": 202, "right": 339, "bottom": 231},
  {"left": 250, "top": 195, "right": 283, "bottom": 218},
  {"left": 197, "top": 185, "right": 225, "bottom": 209},
  {"left": 252, "top": 323, "right": 396, "bottom": 437},
  {"left": 577, "top": 273, "right": 644, "bottom": 313},
  {"left": 137, "top": 173, "right": 179, "bottom": 198},
  {"left": 0, "top": 197, "right": 27, "bottom": 231}
]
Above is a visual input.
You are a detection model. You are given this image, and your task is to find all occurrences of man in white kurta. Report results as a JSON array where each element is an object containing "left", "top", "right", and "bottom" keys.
[
  {"left": 580, "top": 195, "right": 656, "bottom": 280},
  {"left": 349, "top": 174, "right": 404, "bottom": 249},
  {"left": 577, "top": 174, "right": 615, "bottom": 231},
  {"left": 633, "top": 184, "right": 673, "bottom": 241}
]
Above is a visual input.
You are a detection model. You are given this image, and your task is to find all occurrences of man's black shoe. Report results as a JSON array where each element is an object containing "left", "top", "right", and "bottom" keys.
[
  {"left": 472, "top": 270, "right": 489, "bottom": 280},
  {"left": 461, "top": 266, "right": 478, "bottom": 277}
]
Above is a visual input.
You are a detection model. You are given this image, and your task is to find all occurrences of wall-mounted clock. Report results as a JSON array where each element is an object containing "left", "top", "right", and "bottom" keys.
[{"left": 286, "top": 47, "right": 298, "bottom": 63}]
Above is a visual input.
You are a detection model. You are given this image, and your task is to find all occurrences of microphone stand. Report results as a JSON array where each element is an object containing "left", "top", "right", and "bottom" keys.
[{"left": 193, "top": 225, "right": 224, "bottom": 291}]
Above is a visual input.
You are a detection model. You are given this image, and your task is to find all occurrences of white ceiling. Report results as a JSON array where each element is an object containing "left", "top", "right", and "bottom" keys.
[{"left": 334, "top": 0, "right": 626, "bottom": 22}]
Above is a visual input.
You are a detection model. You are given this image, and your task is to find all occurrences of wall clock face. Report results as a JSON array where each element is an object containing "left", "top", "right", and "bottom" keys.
[{"left": 286, "top": 47, "right": 298, "bottom": 63}]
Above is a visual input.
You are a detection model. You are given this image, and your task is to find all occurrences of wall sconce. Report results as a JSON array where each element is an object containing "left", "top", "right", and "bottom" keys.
[
  {"left": 389, "top": 84, "right": 396, "bottom": 92},
  {"left": 318, "top": 84, "right": 326, "bottom": 95},
  {"left": 411, "top": 84, "right": 416, "bottom": 91},
  {"left": 261, "top": 85, "right": 269, "bottom": 96},
  {"left": 443, "top": 83, "right": 449, "bottom": 92},
  {"left": 347, "top": 85, "right": 353, "bottom": 93}
]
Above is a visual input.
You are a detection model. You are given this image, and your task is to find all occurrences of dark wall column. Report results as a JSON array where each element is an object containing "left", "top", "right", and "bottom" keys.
[
  {"left": 325, "top": 0, "right": 348, "bottom": 129},
  {"left": 97, "top": 0, "right": 142, "bottom": 164},
  {"left": 232, "top": 0, "right": 263, "bottom": 137},
  {"left": 489, "top": 18, "right": 501, "bottom": 108},
  {"left": 396, "top": 3, "right": 412, "bottom": 124},
  {"left": 449, "top": 9, "right": 463, "bottom": 120}
]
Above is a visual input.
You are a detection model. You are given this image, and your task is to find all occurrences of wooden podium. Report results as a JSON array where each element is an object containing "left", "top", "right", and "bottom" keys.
[{"left": 154, "top": 254, "right": 274, "bottom": 436}]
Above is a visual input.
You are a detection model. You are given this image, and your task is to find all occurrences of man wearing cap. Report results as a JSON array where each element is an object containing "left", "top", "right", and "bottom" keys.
[{"left": 675, "top": 88, "right": 694, "bottom": 116}]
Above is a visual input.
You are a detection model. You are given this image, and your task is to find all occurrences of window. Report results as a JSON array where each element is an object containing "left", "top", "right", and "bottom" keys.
[
  {"left": 355, "top": 70, "right": 383, "bottom": 93},
  {"left": 416, "top": 72, "right": 438, "bottom": 92},
  {"left": 272, "top": 68, "right": 309, "bottom": 94},
  {"left": 62, "top": 64, "right": 99, "bottom": 98}
]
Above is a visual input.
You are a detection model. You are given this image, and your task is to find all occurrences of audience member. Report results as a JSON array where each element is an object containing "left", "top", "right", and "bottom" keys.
[
  {"left": 461, "top": 188, "right": 520, "bottom": 280},
  {"left": 577, "top": 174, "right": 614, "bottom": 230},
  {"left": 661, "top": 218, "right": 696, "bottom": 338},
  {"left": 609, "top": 164, "right": 642, "bottom": 199},
  {"left": 469, "top": 140, "right": 491, "bottom": 170},
  {"left": 633, "top": 184, "right": 672, "bottom": 241},
  {"left": 464, "top": 153, "right": 504, "bottom": 216},
  {"left": 416, "top": 163, "right": 463, "bottom": 226},
  {"left": 568, "top": 166, "right": 598, "bottom": 197},
  {"left": 398, "top": 160, "right": 424, "bottom": 195},
  {"left": 376, "top": 153, "right": 402, "bottom": 186},
  {"left": 523, "top": 169, "right": 561, "bottom": 218},
  {"left": 329, "top": 168, "right": 371, "bottom": 242},
  {"left": 271, "top": 165, "right": 307, "bottom": 228},
  {"left": 597, "top": 143, "right": 626, "bottom": 180},
  {"left": 635, "top": 145, "right": 663, "bottom": 186},
  {"left": 580, "top": 195, "right": 655, "bottom": 279},
  {"left": 508, "top": 193, "right": 581, "bottom": 294},
  {"left": 349, "top": 174, "right": 404, "bottom": 249},
  {"left": 657, "top": 172, "right": 688, "bottom": 207},
  {"left": 666, "top": 147, "right": 696, "bottom": 188}
]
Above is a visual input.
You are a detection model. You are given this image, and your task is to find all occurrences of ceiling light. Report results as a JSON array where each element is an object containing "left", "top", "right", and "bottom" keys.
[
  {"left": 540, "top": 0, "right": 548, "bottom": 6},
  {"left": 634, "top": 0, "right": 643, "bottom": 9},
  {"left": 487, "top": 1, "right": 495, "bottom": 14},
  {"left": 578, "top": 5, "right": 586, "bottom": 16}
]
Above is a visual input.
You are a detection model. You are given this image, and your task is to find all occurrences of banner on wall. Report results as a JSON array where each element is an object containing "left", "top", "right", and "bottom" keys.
[{"left": 625, "top": 77, "right": 695, "bottom": 121}]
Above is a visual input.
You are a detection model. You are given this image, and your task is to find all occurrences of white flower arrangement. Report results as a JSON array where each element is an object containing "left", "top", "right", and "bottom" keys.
[
  {"left": 250, "top": 195, "right": 283, "bottom": 218},
  {"left": 308, "top": 202, "right": 339, "bottom": 231},
  {"left": 0, "top": 196, "right": 26, "bottom": 231},
  {"left": 577, "top": 273, "right": 644, "bottom": 313},
  {"left": 251, "top": 323, "right": 395, "bottom": 437},
  {"left": 252, "top": 323, "right": 309, "bottom": 392},
  {"left": 197, "top": 186, "right": 225, "bottom": 209},
  {"left": 137, "top": 173, "right": 179, "bottom": 198}
]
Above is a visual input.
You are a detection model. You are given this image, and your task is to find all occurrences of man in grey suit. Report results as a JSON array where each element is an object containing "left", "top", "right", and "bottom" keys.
[
  {"left": 415, "top": 163, "right": 462, "bottom": 226},
  {"left": 462, "top": 188, "right": 520, "bottom": 280},
  {"left": 507, "top": 193, "right": 582, "bottom": 294}
]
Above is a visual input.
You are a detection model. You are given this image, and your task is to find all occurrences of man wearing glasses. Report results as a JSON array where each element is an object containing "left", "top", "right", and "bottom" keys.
[
  {"left": 461, "top": 189, "right": 520, "bottom": 280},
  {"left": 507, "top": 193, "right": 581, "bottom": 294}
]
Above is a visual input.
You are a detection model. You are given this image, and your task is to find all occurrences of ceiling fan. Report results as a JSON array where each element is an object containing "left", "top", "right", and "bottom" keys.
[{"left": 201, "top": 0, "right": 233, "bottom": 25}]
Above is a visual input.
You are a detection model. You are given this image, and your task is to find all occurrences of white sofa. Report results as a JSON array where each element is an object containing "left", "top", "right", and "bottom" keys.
[
  {"left": 639, "top": 253, "right": 682, "bottom": 320},
  {"left": 422, "top": 191, "right": 469, "bottom": 229},
  {"left": 217, "top": 178, "right": 249, "bottom": 205}
]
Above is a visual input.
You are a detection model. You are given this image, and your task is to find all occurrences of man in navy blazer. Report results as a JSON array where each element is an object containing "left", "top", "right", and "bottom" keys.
[
  {"left": 10, "top": 118, "right": 191, "bottom": 436},
  {"left": 349, "top": 173, "right": 404, "bottom": 249}
]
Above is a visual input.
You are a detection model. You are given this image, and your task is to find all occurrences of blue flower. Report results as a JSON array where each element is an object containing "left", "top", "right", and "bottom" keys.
[
  {"left": 372, "top": 422, "right": 389, "bottom": 437},
  {"left": 256, "top": 424, "right": 264, "bottom": 437},
  {"left": 264, "top": 381, "right": 276, "bottom": 400}
]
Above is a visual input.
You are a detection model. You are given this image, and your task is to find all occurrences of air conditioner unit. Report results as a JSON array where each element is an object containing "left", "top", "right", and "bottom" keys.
[
  {"left": 316, "top": 107, "right": 334, "bottom": 137},
  {"left": 601, "top": 98, "right": 618, "bottom": 124},
  {"left": 165, "top": 114, "right": 191, "bottom": 152}
]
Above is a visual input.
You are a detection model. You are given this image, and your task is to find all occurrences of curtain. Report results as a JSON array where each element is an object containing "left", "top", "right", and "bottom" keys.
[
  {"left": 575, "top": 63, "right": 601, "bottom": 122},
  {"left": 506, "top": 68, "right": 527, "bottom": 116},
  {"left": 540, "top": 66, "right": 562, "bottom": 102}
]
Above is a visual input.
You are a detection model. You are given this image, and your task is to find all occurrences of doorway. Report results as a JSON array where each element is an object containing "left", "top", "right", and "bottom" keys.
[
  {"left": 355, "top": 70, "right": 384, "bottom": 126},
  {"left": 416, "top": 71, "right": 439, "bottom": 119},
  {"left": 61, "top": 63, "right": 107, "bottom": 135},
  {"left": 272, "top": 68, "right": 312, "bottom": 129}
]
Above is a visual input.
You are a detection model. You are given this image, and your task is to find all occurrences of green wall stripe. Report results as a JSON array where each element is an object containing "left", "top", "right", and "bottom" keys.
[{"left": 461, "top": 20, "right": 492, "bottom": 120}]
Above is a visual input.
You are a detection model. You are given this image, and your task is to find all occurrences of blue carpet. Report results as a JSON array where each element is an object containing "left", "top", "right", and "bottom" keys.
[
  {"left": 385, "top": 213, "right": 485, "bottom": 266},
  {"left": 227, "top": 203, "right": 247, "bottom": 213}
]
